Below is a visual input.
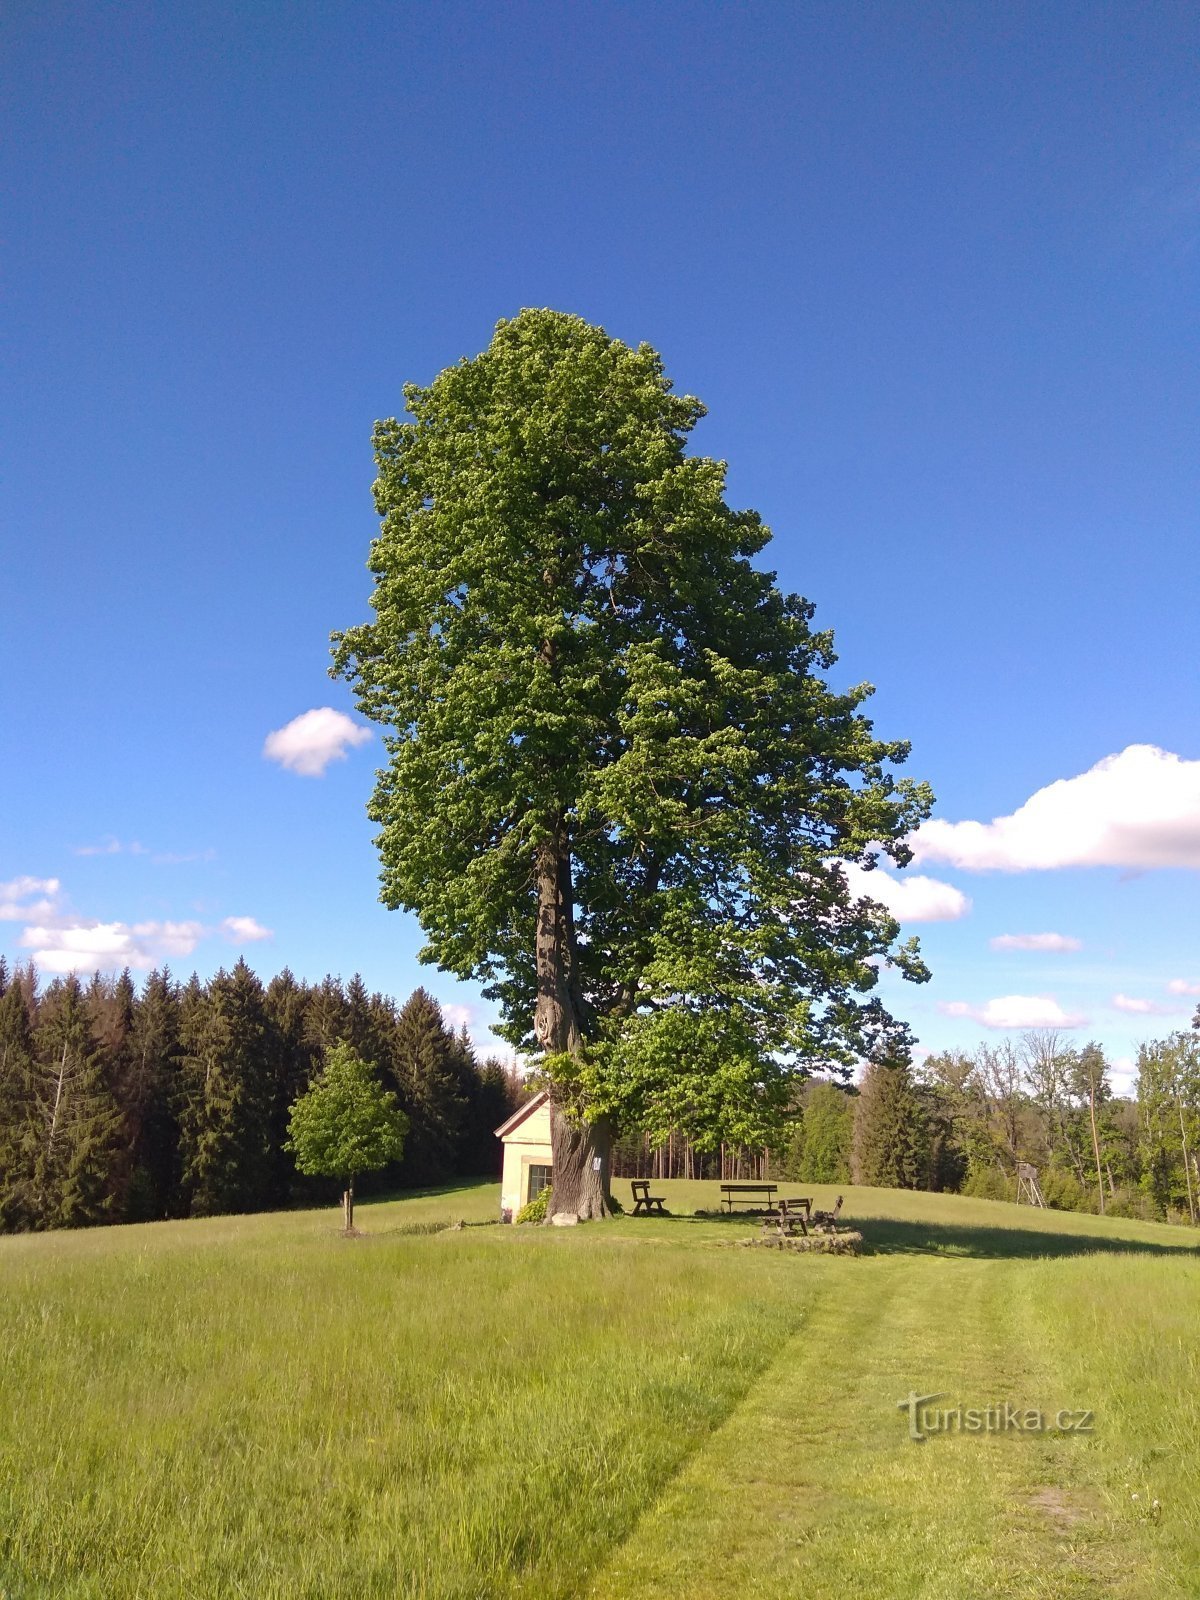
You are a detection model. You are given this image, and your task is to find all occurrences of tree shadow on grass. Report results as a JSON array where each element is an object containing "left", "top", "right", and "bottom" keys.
[
  {"left": 358, "top": 1177, "right": 497, "bottom": 1207},
  {"left": 859, "top": 1215, "right": 1200, "bottom": 1261}
]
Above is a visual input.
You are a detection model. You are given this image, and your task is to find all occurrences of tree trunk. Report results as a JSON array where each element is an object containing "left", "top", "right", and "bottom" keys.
[
  {"left": 1088, "top": 1078, "right": 1105, "bottom": 1216},
  {"left": 532, "top": 819, "right": 612, "bottom": 1219},
  {"left": 343, "top": 1174, "right": 355, "bottom": 1233},
  {"left": 549, "top": 1106, "right": 612, "bottom": 1220},
  {"left": 532, "top": 822, "right": 584, "bottom": 1059},
  {"left": 1177, "top": 1101, "right": 1196, "bottom": 1225}
]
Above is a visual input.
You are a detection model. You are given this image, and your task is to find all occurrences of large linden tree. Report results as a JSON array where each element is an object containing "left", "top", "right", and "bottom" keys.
[{"left": 333, "top": 309, "right": 933, "bottom": 1219}]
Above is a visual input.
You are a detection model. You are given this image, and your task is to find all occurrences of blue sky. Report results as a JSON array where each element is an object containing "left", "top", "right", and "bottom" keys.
[{"left": 4, "top": 2, "right": 1198, "bottom": 1086}]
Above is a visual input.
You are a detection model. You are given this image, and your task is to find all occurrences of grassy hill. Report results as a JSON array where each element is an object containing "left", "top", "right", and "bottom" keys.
[{"left": 2, "top": 1182, "right": 1198, "bottom": 1598}]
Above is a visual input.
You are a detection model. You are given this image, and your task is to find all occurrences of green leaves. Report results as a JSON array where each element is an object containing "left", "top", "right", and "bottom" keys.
[
  {"left": 286, "top": 1042, "right": 408, "bottom": 1182},
  {"left": 334, "top": 309, "right": 934, "bottom": 1144}
]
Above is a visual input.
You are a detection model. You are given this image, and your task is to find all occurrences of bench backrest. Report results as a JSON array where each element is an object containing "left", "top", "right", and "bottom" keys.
[
  {"left": 630, "top": 1180, "right": 650, "bottom": 1196},
  {"left": 720, "top": 1182, "right": 775, "bottom": 1192}
]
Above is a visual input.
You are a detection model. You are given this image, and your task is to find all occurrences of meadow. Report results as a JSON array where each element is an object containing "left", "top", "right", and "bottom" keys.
[{"left": 2, "top": 1182, "right": 1199, "bottom": 1598}]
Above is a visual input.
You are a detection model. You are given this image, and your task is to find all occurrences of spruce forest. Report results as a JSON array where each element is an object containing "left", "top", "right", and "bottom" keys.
[{"left": 0, "top": 957, "right": 520, "bottom": 1232}]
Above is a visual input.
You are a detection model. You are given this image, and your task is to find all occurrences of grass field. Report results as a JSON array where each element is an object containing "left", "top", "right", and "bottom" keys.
[{"left": 2, "top": 1182, "right": 1199, "bottom": 1598}]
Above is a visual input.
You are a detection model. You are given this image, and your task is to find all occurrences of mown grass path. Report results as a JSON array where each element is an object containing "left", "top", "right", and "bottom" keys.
[{"left": 589, "top": 1208, "right": 1200, "bottom": 1600}]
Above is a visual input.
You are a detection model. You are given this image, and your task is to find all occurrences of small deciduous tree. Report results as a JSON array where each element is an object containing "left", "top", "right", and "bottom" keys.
[{"left": 286, "top": 1042, "right": 409, "bottom": 1231}]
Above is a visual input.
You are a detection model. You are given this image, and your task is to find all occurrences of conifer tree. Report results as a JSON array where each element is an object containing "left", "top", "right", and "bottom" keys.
[
  {"left": 304, "top": 976, "right": 348, "bottom": 1056},
  {"left": 462, "top": 1055, "right": 520, "bottom": 1175},
  {"left": 179, "top": 960, "right": 273, "bottom": 1215},
  {"left": 0, "top": 971, "right": 37, "bottom": 1228},
  {"left": 390, "top": 989, "right": 468, "bottom": 1183},
  {"left": 264, "top": 968, "right": 320, "bottom": 1203},
  {"left": 851, "top": 1057, "right": 925, "bottom": 1190},
  {"left": 30, "top": 976, "right": 122, "bottom": 1228},
  {"left": 85, "top": 970, "right": 139, "bottom": 1210},
  {"left": 343, "top": 974, "right": 380, "bottom": 1062},
  {"left": 125, "top": 968, "right": 184, "bottom": 1218}
]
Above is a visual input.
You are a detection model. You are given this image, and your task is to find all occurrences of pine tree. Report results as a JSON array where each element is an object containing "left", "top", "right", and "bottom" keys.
[
  {"left": 29, "top": 976, "right": 123, "bottom": 1229},
  {"left": 179, "top": 961, "right": 274, "bottom": 1216},
  {"left": 461, "top": 1055, "right": 520, "bottom": 1175},
  {"left": 343, "top": 974, "right": 379, "bottom": 1061},
  {"left": 85, "top": 970, "right": 138, "bottom": 1210},
  {"left": 851, "top": 1058, "right": 925, "bottom": 1190},
  {"left": 0, "top": 970, "right": 37, "bottom": 1229},
  {"left": 304, "top": 976, "right": 348, "bottom": 1056},
  {"left": 264, "top": 968, "right": 321, "bottom": 1205},
  {"left": 124, "top": 968, "right": 184, "bottom": 1218},
  {"left": 389, "top": 989, "right": 468, "bottom": 1184}
]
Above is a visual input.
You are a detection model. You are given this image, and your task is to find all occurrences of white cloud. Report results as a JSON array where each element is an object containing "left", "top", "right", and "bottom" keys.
[
  {"left": 1112, "top": 992, "right": 1186, "bottom": 1017},
  {"left": 1111, "top": 1055, "right": 1137, "bottom": 1096},
  {"left": 939, "top": 995, "right": 1087, "bottom": 1029},
  {"left": 4, "top": 877, "right": 272, "bottom": 974},
  {"left": 72, "top": 838, "right": 216, "bottom": 865},
  {"left": 0, "top": 876, "right": 60, "bottom": 901},
  {"left": 0, "top": 876, "right": 61, "bottom": 921},
  {"left": 840, "top": 862, "right": 971, "bottom": 923},
  {"left": 263, "top": 708, "right": 372, "bottom": 777},
  {"left": 1167, "top": 978, "right": 1200, "bottom": 997},
  {"left": 21, "top": 919, "right": 206, "bottom": 974},
  {"left": 990, "top": 932, "right": 1082, "bottom": 953},
  {"left": 221, "top": 916, "right": 273, "bottom": 943},
  {"left": 1112, "top": 993, "right": 1156, "bottom": 1014},
  {"left": 910, "top": 745, "right": 1200, "bottom": 872}
]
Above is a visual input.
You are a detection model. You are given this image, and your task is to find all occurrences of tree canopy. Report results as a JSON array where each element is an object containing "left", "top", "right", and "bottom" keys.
[
  {"left": 333, "top": 308, "right": 933, "bottom": 1215},
  {"left": 286, "top": 1042, "right": 408, "bottom": 1230}
]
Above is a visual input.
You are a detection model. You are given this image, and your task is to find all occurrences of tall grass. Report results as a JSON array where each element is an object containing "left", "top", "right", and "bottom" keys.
[{"left": 0, "top": 1186, "right": 812, "bottom": 1599}]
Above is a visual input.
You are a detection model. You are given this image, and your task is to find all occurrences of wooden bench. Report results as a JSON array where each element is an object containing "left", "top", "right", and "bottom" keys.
[
  {"left": 809, "top": 1194, "right": 844, "bottom": 1230},
  {"left": 761, "top": 1197, "right": 812, "bottom": 1237},
  {"left": 630, "top": 1179, "right": 667, "bottom": 1215},
  {"left": 721, "top": 1182, "right": 777, "bottom": 1212}
]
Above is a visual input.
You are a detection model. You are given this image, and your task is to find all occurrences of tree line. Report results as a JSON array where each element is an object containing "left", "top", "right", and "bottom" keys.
[
  {"left": 765, "top": 1028, "right": 1200, "bottom": 1224},
  {"left": 0, "top": 956, "right": 521, "bottom": 1233},
  {"left": 7, "top": 945, "right": 1195, "bottom": 1234}
]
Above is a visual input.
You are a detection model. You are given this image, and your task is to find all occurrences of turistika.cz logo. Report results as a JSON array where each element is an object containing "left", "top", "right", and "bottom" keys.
[{"left": 897, "top": 1391, "right": 1095, "bottom": 1443}]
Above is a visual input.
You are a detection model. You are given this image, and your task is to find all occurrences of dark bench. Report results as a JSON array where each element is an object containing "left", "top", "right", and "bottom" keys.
[
  {"left": 809, "top": 1194, "right": 844, "bottom": 1230},
  {"left": 721, "top": 1182, "right": 777, "bottom": 1212},
  {"left": 630, "top": 1179, "right": 667, "bottom": 1215},
  {"left": 762, "top": 1197, "right": 813, "bottom": 1236}
]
